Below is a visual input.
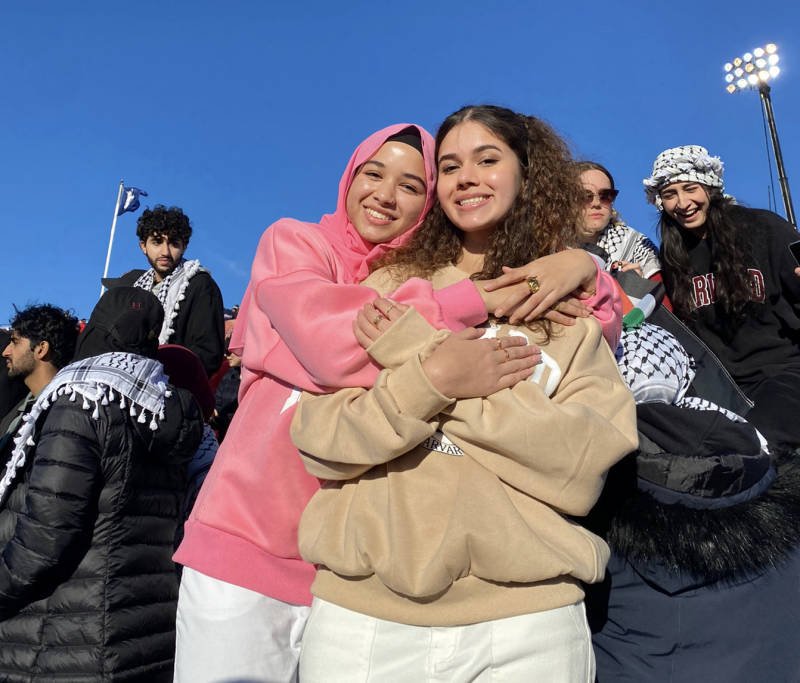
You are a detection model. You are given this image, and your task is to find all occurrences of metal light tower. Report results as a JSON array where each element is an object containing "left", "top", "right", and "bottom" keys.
[{"left": 724, "top": 44, "right": 796, "bottom": 227}]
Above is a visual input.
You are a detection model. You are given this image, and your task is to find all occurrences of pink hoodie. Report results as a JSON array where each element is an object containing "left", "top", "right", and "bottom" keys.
[{"left": 175, "top": 124, "right": 622, "bottom": 606}]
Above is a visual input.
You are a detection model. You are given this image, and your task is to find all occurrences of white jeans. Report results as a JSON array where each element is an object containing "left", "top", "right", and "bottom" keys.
[
  {"left": 174, "top": 567, "right": 311, "bottom": 683},
  {"left": 300, "top": 598, "right": 595, "bottom": 683}
]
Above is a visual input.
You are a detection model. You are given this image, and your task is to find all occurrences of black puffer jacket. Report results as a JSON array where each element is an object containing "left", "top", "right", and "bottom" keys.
[{"left": 0, "top": 386, "right": 203, "bottom": 682}]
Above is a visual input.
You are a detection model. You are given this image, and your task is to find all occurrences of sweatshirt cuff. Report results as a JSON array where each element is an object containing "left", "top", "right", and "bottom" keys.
[
  {"left": 368, "top": 308, "right": 439, "bottom": 370},
  {"left": 433, "top": 279, "right": 488, "bottom": 332},
  {"left": 385, "top": 354, "right": 454, "bottom": 421}
]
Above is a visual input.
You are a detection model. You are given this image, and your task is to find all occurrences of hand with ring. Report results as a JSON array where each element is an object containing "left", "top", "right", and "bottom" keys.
[
  {"left": 421, "top": 331, "right": 542, "bottom": 399},
  {"left": 477, "top": 250, "right": 598, "bottom": 325},
  {"left": 353, "top": 298, "right": 410, "bottom": 349}
]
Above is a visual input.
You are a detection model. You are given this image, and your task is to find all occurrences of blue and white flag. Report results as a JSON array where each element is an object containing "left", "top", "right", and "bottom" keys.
[{"left": 118, "top": 187, "right": 148, "bottom": 216}]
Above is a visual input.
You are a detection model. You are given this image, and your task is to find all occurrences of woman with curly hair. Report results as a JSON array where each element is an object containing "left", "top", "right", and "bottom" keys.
[
  {"left": 577, "top": 161, "right": 661, "bottom": 278},
  {"left": 645, "top": 145, "right": 800, "bottom": 446},
  {"left": 173, "top": 121, "right": 618, "bottom": 683},
  {"left": 290, "top": 105, "right": 638, "bottom": 682}
]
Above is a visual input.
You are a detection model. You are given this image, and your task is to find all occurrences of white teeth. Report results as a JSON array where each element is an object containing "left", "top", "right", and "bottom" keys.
[
  {"left": 458, "top": 196, "right": 489, "bottom": 206},
  {"left": 366, "top": 208, "right": 392, "bottom": 220}
]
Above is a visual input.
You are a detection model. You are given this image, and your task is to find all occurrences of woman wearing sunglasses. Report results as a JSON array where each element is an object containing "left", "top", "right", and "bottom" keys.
[{"left": 577, "top": 161, "right": 660, "bottom": 278}]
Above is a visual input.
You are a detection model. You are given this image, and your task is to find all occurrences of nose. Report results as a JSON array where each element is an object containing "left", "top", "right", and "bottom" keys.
[
  {"left": 675, "top": 190, "right": 690, "bottom": 209},
  {"left": 373, "top": 179, "right": 396, "bottom": 207},
  {"left": 2, "top": 343, "right": 11, "bottom": 359},
  {"left": 457, "top": 163, "right": 478, "bottom": 189},
  {"left": 589, "top": 193, "right": 602, "bottom": 208}
]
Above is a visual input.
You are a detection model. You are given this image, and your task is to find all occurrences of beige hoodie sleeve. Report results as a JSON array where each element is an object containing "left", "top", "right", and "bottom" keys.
[
  {"left": 291, "top": 331, "right": 455, "bottom": 480},
  {"left": 440, "top": 319, "right": 638, "bottom": 516}
]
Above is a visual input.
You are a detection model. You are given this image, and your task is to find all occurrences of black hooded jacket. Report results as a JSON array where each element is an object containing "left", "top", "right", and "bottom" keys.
[{"left": 0, "top": 288, "right": 204, "bottom": 682}]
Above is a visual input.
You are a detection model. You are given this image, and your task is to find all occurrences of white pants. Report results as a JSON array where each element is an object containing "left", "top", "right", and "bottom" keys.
[
  {"left": 300, "top": 598, "right": 595, "bottom": 683},
  {"left": 174, "top": 567, "right": 311, "bottom": 683}
]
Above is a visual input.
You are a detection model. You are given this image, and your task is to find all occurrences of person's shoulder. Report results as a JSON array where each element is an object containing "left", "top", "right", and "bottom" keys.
[
  {"left": 734, "top": 205, "right": 798, "bottom": 243},
  {"left": 188, "top": 268, "right": 223, "bottom": 297},
  {"left": 103, "top": 270, "right": 146, "bottom": 288}
]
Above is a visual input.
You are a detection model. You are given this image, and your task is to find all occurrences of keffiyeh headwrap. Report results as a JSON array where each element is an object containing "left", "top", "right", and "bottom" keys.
[
  {"left": 643, "top": 145, "right": 724, "bottom": 210},
  {"left": 133, "top": 258, "right": 205, "bottom": 344},
  {"left": 0, "top": 352, "right": 171, "bottom": 505}
]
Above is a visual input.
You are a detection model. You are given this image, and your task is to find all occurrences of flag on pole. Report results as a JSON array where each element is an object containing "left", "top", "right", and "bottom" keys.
[{"left": 117, "top": 187, "right": 148, "bottom": 216}]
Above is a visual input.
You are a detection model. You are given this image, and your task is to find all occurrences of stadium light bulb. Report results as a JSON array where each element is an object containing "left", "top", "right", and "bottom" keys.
[
  {"left": 734, "top": 67, "right": 744, "bottom": 77},
  {"left": 766, "top": 44, "right": 777, "bottom": 54},
  {"left": 744, "top": 53, "right": 753, "bottom": 62},
  {"left": 734, "top": 57, "right": 743, "bottom": 67},
  {"left": 737, "top": 78, "right": 748, "bottom": 88},
  {"left": 724, "top": 62, "right": 733, "bottom": 72},
  {"left": 725, "top": 73, "right": 735, "bottom": 83},
  {"left": 769, "top": 66, "right": 780, "bottom": 78},
  {"left": 727, "top": 84, "right": 737, "bottom": 94},
  {"left": 759, "top": 70, "right": 770, "bottom": 81},
  {"left": 754, "top": 47, "right": 765, "bottom": 58},
  {"left": 745, "top": 63, "right": 755, "bottom": 73},
  {"left": 756, "top": 58, "right": 767, "bottom": 68},
  {"left": 768, "top": 54, "right": 779, "bottom": 65},
  {"left": 747, "top": 74, "right": 759, "bottom": 85}
]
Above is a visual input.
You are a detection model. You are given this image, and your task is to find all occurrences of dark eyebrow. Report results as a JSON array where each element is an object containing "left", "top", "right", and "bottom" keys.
[
  {"left": 439, "top": 144, "right": 503, "bottom": 164},
  {"left": 364, "top": 160, "right": 424, "bottom": 187},
  {"left": 403, "top": 173, "right": 425, "bottom": 186}
]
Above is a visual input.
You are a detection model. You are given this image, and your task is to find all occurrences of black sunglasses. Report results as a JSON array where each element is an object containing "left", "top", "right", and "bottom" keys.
[{"left": 584, "top": 189, "right": 619, "bottom": 206}]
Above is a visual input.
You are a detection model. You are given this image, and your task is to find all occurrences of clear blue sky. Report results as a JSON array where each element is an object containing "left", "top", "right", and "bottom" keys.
[{"left": 2, "top": 0, "right": 798, "bottom": 320}]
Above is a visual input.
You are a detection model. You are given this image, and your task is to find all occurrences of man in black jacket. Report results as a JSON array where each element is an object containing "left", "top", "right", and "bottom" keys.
[
  {"left": 0, "top": 287, "right": 204, "bottom": 682},
  {"left": 0, "top": 305, "right": 78, "bottom": 468},
  {"left": 102, "top": 204, "right": 225, "bottom": 377}
]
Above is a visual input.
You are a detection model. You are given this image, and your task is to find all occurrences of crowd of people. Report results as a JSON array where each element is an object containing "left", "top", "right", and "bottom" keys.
[{"left": 2, "top": 104, "right": 800, "bottom": 683}]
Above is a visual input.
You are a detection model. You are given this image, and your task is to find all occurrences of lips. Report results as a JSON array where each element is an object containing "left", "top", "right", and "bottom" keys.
[
  {"left": 455, "top": 195, "right": 490, "bottom": 210},
  {"left": 363, "top": 207, "right": 394, "bottom": 226}
]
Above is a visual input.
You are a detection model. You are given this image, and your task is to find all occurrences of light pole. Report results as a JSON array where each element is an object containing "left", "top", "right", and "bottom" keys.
[{"left": 724, "top": 44, "right": 796, "bottom": 227}]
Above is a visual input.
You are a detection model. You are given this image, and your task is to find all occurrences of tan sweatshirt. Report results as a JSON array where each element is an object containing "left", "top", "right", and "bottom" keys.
[{"left": 290, "top": 265, "right": 638, "bottom": 626}]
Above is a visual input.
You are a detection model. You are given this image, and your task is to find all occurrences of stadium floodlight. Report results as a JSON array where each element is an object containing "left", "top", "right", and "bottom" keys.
[{"left": 723, "top": 44, "right": 795, "bottom": 226}]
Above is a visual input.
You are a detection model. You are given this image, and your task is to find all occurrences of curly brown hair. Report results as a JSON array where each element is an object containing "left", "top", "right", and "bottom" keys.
[{"left": 374, "top": 105, "right": 584, "bottom": 282}]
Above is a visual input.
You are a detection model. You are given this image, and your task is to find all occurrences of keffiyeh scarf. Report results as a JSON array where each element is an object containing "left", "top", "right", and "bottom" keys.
[
  {"left": 133, "top": 258, "right": 205, "bottom": 344},
  {"left": 617, "top": 323, "right": 768, "bottom": 451},
  {"left": 596, "top": 223, "right": 661, "bottom": 278},
  {"left": 0, "top": 352, "right": 171, "bottom": 505},
  {"left": 643, "top": 145, "right": 725, "bottom": 210}
]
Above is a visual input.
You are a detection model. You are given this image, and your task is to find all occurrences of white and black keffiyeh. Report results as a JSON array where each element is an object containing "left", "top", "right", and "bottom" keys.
[
  {"left": 596, "top": 223, "right": 661, "bottom": 278},
  {"left": 0, "top": 352, "right": 171, "bottom": 504},
  {"left": 617, "top": 323, "right": 769, "bottom": 450},
  {"left": 133, "top": 258, "right": 205, "bottom": 344},
  {"left": 643, "top": 145, "right": 724, "bottom": 210}
]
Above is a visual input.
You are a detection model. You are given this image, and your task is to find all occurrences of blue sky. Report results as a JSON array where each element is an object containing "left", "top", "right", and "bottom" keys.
[{"left": 2, "top": 0, "right": 798, "bottom": 320}]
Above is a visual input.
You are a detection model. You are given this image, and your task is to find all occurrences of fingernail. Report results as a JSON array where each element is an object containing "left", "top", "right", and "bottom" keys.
[
  {"left": 484, "top": 284, "right": 494, "bottom": 291},
  {"left": 495, "top": 308, "right": 503, "bottom": 317}
]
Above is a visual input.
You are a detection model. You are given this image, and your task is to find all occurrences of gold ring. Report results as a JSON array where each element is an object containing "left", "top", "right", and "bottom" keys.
[
  {"left": 385, "top": 304, "right": 396, "bottom": 316},
  {"left": 550, "top": 302, "right": 560, "bottom": 312},
  {"left": 525, "top": 276, "right": 540, "bottom": 294},
  {"left": 503, "top": 349, "right": 510, "bottom": 363},
  {"left": 372, "top": 314, "right": 384, "bottom": 326}
]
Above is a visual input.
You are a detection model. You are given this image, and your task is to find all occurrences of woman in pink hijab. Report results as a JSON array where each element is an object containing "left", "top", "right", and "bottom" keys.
[{"left": 173, "top": 123, "right": 619, "bottom": 683}]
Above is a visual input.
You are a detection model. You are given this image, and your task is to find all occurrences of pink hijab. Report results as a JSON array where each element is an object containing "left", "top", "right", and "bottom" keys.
[{"left": 231, "top": 123, "right": 436, "bottom": 353}]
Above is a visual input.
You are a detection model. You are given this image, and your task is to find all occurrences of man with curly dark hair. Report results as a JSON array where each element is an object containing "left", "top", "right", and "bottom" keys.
[
  {"left": 102, "top": 204, "right": 225, "bottom": 377},
  {"left": 0, "top": 304, "right": 79, "bottom": 467}
]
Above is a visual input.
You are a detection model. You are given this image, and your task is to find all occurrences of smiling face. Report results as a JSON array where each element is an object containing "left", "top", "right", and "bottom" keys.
[
  {"left": 140, "top": 234, "right": 187, "bottom": 281},
  {"left": 345, "top": 141, "right": 427, "bottom": 245},
  {"left": 659, "top": 182, "right": 711, "bottom": 237},
  {"left": 436, "top": 121, "right": 523, "bottom": 242},
  {"left": 580, "top": 169, "right": 614, "bottom": 241}
]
